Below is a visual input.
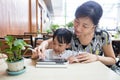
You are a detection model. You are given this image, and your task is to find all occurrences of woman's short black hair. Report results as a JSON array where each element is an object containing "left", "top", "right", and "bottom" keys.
[
  {"left": 53, "top": 28, "right": 72, "bottom": 44},
  {"left": 75, "top": 1, "right": 103, "bottom": 25}
]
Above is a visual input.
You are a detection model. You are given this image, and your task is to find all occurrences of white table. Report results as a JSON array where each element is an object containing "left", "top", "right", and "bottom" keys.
[{"left": 0, "top": 59, "right": 120, "bottom": 80}]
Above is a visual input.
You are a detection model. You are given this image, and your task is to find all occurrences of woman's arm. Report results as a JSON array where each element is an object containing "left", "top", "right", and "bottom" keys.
[
  {"left": 98, "top": 43, "right": 116, "bottom": 65},
  {"left": 76, "top": 43, "right": 116, "bottom": 65}
]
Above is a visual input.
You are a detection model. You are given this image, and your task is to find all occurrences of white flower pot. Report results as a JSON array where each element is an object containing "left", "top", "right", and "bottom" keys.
[{"left": 7, "top": 59, "right": 24, "bottom": 72}]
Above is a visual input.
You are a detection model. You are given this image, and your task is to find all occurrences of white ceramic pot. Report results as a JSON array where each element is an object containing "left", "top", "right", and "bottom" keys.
[{"left": 7, "top": 59, "right": 24, "bottom": 72}]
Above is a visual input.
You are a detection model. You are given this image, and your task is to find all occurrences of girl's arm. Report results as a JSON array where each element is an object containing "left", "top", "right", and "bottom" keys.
[{"left": 31, "top": 38, "right": 53, "bottom": 59}]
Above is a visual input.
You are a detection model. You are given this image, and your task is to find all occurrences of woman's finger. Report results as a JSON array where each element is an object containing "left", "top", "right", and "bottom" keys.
[
  {"left": 81, "top": 59, "right": 91, "bottom": 63},
  {"left": 77, "top": 56, "right": 88, "bottom": 62},
  {"left": 76, "top": 53, "right": 87, "bottom": 59}
]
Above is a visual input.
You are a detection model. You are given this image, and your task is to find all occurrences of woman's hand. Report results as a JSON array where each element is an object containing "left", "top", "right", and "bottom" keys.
[
  {"left": 67, "top": 56, "right": 79, "bottom": 64},
  {"left": 76, "top": 52, "right": 98, "bottom": 63}
]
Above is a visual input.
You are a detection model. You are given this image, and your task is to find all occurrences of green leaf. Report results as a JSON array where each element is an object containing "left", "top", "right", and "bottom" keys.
[{"left": 2, "top": 36, "right": 30, "bottom": 62}]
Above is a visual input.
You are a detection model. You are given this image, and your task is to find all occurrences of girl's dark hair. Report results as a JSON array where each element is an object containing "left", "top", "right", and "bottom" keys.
[
  {"left": 75, "top": 1, "right": 103, "bottom": 25},
  {"left": 53, "top": 28, "right": 72, "bottom": 44}
]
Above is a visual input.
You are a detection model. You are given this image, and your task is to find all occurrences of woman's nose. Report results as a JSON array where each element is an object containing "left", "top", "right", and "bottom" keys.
[{"left": 75, "top": 25, "right": 82, "bottom": 31}]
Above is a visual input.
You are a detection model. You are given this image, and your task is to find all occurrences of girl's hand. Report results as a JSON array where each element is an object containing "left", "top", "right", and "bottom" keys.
[{"left": 31, "top": 46, "right": 45, "bottom": 60}]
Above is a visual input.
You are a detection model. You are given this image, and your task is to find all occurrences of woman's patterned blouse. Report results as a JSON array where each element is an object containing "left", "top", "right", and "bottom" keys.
[{"left": 70, "top": 29, "right": 111, "bottom": 55}]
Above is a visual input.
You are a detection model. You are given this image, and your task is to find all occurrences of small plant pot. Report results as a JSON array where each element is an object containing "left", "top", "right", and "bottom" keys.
[
  {"left": 7, "top": 59, "right": 24, "bottom": 72},
  {"left": 6, "top": 66, "right": 26, "bottom": 76}
]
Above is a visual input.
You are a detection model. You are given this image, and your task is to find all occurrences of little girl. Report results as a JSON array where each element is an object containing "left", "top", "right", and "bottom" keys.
[{"left": 32, "top": 28, "right": 79, "bottom": 63}]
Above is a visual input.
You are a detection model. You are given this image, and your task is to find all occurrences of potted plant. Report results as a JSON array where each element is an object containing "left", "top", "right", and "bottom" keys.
[
  {"left": 66, "top": 21, "right": 73, "bottom": 28},
  {"left": 46, "top": 29, "right": 52, "bottom": 34},
  {"left": 50, "top": 24, "right": 59, "bottom": 32},
  {"left": 0, "top": 36, "right": 31, "bottom": 75}
]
